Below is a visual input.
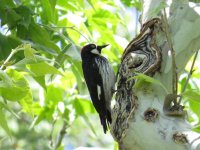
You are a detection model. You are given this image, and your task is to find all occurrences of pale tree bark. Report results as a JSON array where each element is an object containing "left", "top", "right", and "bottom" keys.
[{"left": 110, "top": 0, "right": 200, "bottom": 150}]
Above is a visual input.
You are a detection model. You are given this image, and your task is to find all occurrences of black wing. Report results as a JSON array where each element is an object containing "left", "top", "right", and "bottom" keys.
[{"left": 82, "top": 58, "right": 111, "bottom": 133}]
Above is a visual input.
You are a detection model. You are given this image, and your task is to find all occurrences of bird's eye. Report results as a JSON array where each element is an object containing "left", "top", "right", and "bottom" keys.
[{"left": 90, "top": 44, "right": 96, "bottom": 49}]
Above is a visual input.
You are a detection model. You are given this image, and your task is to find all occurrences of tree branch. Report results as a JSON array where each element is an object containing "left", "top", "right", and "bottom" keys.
[{"left": 54, "top": 121, "right": 68, "bottom": 150}]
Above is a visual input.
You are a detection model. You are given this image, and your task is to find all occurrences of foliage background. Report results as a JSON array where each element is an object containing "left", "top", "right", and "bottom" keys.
[{"left": 0, "top": 0, "right": 199, "bottom": 150}]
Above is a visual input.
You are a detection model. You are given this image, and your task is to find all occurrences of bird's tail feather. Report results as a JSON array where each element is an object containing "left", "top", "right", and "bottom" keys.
[
  {"left": 99, "top": 109, "right": 112, "bottom": 133},
  {"left": 99, "top": 115, "right": 107, "bottom": 133}
]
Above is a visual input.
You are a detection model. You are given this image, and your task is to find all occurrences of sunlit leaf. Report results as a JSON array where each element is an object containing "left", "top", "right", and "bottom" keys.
[
  {"left": 0, "top": 69, "right": 31, "bottom": 102},
  {"left": 41, "top": 0, "right": 54, "bottom": 23},
  {"left": 45, "top": 84, "right": 63, "bottom": 104},
  {"left": 183, "top": 90, "right": 200, "bottom": 117},
  {"left": 121, "top": 0, "right": 142, "bottom": 10},
  {"left": 56, "top": 145, "right": 64, "bottom": 150},
  {"left": 63, "top": 107, "right": 70, "bottom": 121},
  {"left": 193, "top": 124, "right": 200, "bottom": 133},
  {"left": 73, "top": 98, "right": 95, "bottom": 117},
  {"left": 189, "top": 100, "right": 200, "bottom": 118},
  {"left": 23, "top": 44, "right": 37, "bottom": 60},
  {"left": 182, "top": 90, "right": 200, "bottom": 103},
  {"left": 129, "top": 73, "right": 168, "bottom": 93},
  {"left": 30, "top": 106, "right": 54, "bottom": 128},
  {"left": 13, "top": 55, "right": 53, "bottom": 72},
  {"left": 114, "top": 141, "right": 119, "bottom": 150},
  {"left": 19, "top": 92, "right": 34, "bottom": 116},
  {"left": 26, "top": 62, "right": 62, "bottom": 76},
  {"left": 91, "top": 9, "right": 121, "bottom": 25},
  {"left": 33, "top": 76, "right": 46, "bottom": 90}
]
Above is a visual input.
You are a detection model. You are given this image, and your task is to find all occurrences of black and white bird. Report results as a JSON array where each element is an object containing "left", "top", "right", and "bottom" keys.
[{"left": 81, "top": 44, "right": 115, "bottom": 133}]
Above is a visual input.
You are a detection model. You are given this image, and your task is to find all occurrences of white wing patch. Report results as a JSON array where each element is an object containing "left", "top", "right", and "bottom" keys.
[
  {"left": 97, "top": 85, "right": 101, "bottom": 100},
  {"left": 91, "top": 49, "right": 100, "bottom": 55},
  {"left": 95, "top": 57, "right": 115, "bottom": 110}
]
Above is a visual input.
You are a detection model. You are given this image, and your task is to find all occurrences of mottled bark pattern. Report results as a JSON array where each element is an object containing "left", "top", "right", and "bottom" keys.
[{"left": 111, "top": 18, "right": 162, "bottom": 142}]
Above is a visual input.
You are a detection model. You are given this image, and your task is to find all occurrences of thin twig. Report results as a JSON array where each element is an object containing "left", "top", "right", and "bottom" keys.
[
  {"left": 54, "top": 121, "right": 68, "bottom": 150},
  {"left": 38, "top": 23, "right": 73, "bottom": 43},
  {"left": 38, "top": 23, "right": 90, "bottom": 43},
  {"left": 69, "top": 26, "right": 91, "bottom": 43},
  {"left": 163, "top": 9, "right": 178, "bottom": 101},
  {"left": 178, "top": 51, "right": 199, "bottom": 104},
  {"left": 0, "top": 48, "right": 24, "bottom": 70}
]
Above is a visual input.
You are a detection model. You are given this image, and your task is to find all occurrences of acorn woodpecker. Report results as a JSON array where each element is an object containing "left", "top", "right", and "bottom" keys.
[{"left": 81, "top": 43, "right": 115, "bottom": 133}]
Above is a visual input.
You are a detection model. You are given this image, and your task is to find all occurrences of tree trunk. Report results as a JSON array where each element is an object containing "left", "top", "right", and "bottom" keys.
[{"left": 110, "top": 0, "right": 200, "bottom": 150}]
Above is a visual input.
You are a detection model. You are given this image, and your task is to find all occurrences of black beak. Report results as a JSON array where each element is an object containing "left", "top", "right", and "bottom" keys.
[{"left": 97, "top": 44, "right": 109, "bottom": 53}]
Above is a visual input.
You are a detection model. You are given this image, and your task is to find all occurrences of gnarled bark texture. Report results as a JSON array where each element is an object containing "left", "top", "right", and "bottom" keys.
[{"left": 110, "top": 0, "right": 200, "bottom": 150}]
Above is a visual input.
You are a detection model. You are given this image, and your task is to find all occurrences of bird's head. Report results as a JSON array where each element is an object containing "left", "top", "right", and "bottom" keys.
[{"left": 81, "top": 43, "right": 109, "bottom": 60}]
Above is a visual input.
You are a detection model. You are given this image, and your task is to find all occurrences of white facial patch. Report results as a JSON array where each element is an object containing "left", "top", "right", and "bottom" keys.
[
  {"left": 91, "top": 49, "right": 100, "bottom": 55},
  {"left": 97, "top": 85, "right": 101, "bottom": 100}
]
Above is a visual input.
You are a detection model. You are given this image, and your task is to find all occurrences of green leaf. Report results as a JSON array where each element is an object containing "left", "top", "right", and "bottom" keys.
[
  {"left": 129, "top": 73, "right": 168, "bottom": 93},
  {"left": 30, "top": 111, "right": 45, "bottom": 128},
  {"left": 91, "top": 9, "right": 121, "bottom": 25},
  {"left": 57, "top": 0, "right": 83, "bottom": 11},
  {"left": 0, "top": 70, "right": 13, "bottom": 88},
  {"left": 19, "top": 92, "right": 34, "bottom": 117},
  {"left": 54, "top": 44, "right": 72, "bottom": 68},
  {"left": 13, "top": 55, "right": 53, "bottom": 72},
  {"left": 0, "top": 69, "right": 33, "bottom": 115},
  {"left": 183, "top": 90, "right": 200, "bottom": 117},
  {"left": 189, "top": 100, "right": 200, "bottom": 118},
  {"left": 86, "top": 0, "right": 95, "bottom": 10},
  {"left": 0, "top": 69, "right": 30, "bottom": 101},
  {"left": 121, "top": 0, "right": 142, "bottom": 10},
  {"left": 41, "top": 0, "right": 54, "bottom": 23},
  {"left": 5, "top": 8, "right": 21, "bottom": 29},
  {"left": 114, "top": 141, "right": 119, "bottom": 150},
  {"left": 193, "top": 124, "right": 200, "bottom": 133},
  {"left": 56, "top": 146, "right": 64, "bottom": 150},
  {"left": 0, "top": 86, "right": 28, "bottom": 101},
  {"left": 182, "top": 90, "right": 200, "bottom": 103},
  {"left": 63, "top": 107, "right": 70, "bottom": 121},
  {"left": 29, "top": 22, "right": 50, "bottom": 42},
  {"left": 30, "top": 106, "right": 54, "bottom": 128},
  {"left": 0, "top": 0, "right": 15, "bottom": 10},
  {"left": 0, "top": 33, "right": 22, "bottom": 61},
  {"left": 73, "top": 99, "right": 85, "bottom": 116},
  {"left": 23, "top": 44, "right": 37, "bottom": 60},
  {"left": 14, "top": 5, "right": 33, "bottom": 29},
  {"left": 45, "top": 84, "right": 63, "bottom": 104},
  {"left": 0, "top": 105, "right": 11, "bottom": 137},
  {"left": 28, "top": 23, "right": 60, "bottom": 53},
  {"left": 33, "top": 76, "right": 46, "bottom": 90},
  {"left": 73, "top": 98, "right": 95, "bottom": 117},
  {"left": 26, "top": 62, "right": 62, "bottom": 76}
]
